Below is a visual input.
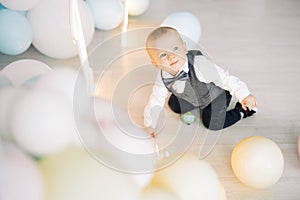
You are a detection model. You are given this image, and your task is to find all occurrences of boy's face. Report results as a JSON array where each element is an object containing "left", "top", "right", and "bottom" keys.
[{"left": 147, "top": 32, "right": 188, "bottom": 76}]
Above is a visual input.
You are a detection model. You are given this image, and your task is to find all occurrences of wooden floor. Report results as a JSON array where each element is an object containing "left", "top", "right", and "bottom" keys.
[{"left": 1, "top": 0, "right": 300, "bottom": 199}]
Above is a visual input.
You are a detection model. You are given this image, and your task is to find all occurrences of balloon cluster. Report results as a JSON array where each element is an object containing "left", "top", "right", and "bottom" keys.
[
  {"left": 0, "top": 0, "right": 150, "bottom": 58},
  {"left": 0, "top": 59, "right": 227, "bottom": 200}
]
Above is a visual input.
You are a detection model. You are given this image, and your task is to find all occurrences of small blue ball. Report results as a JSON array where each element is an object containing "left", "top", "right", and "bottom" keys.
[{"left": 0, "top": 9, "right": 32, "bottom": 55}]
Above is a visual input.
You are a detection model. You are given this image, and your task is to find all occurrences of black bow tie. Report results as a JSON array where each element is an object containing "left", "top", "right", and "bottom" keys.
[{"left": 162, "top": 70, "right": 189, "bottom": 87}]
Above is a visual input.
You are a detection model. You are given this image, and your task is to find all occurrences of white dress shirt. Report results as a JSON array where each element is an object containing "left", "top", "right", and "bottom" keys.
[{"left": 143, "top": 54, "right": 251, "bottom": 128}]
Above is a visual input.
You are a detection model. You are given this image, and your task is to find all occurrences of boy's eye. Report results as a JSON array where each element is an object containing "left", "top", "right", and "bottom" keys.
[
  {"left": 173, "top": 46, "right": 179, "bottom": 51},
  {"left": 159, "top": 53, "right": 167, "bottom": 58}
]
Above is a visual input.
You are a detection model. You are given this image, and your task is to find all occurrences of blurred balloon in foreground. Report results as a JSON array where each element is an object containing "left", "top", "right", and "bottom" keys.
[
  {"left": 0, "top": 9, "right": 32, "bottom": 55},
  {"left": 0, "top": 143, "right": 44, "bottom": 200},
  {"left": 86, "top": 0, "right": 123, "bottom": 30},
  {"left": 161, "top": 12, "right": 201, "bottom": 48},
  {"left": 39, "top": 146, "right": 140, "bottom": 200},
  {"left": 1, "top": 59, "right": 52, "bottom": 87},
  {"left": 0, "top": 73, "right": 12, "bottom": 88},
  {"left": 127, "top": 0, "right": 149, "bottom": 16},
  {"left": 75, "top": 97, "right": 156, "bottom": 189},
  {"left": 231, "top": 136, "right": 284, "bottom": 189},
  {"left": 151, "top": 154, "right": 220, "bottom": 200},
  {"left": 27, "top": 0, "right": 94, "bottom": 59},
  {"left": 141, "top": 186, "right": 180, "bottom": 200},
  {"left": 0, "top": 0, "right": 41, "bottom": 11},
  {"left": 10, "top": 89, "right": 76, "bottom": 156}
]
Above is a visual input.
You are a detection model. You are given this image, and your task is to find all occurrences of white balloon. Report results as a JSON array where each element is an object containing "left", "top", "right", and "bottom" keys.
[
  {"left": 0, "top": 73, "right": 12, "bottom": 88},
  {"left": 127, "top": 0, "right": 149, "bottom": 16},
  {"left": 89, "top": 97, "right": 156, "bottom": 188},
  {"left": 10, "top": 89, "right": 76, "bottom": 156},
  {"left": 0, "top": 143, "right": 44, "bottom": 200},
  {"left": 27, "top": 0, "right": 95, "bottom": 59},
  {"left": 1, "top": 59, "right": 52, "bottom": 87},
  {"left": 231, "top": 136, "right": 284, "bottom": 189},
  {"left": 86, "top": 0, "right": 124, "bottom": 30},
  {"left": 0, "top": 87, "right": 24, "bottom": 136},
  {"left": 161, "top": 12, "right": 201, "bottom": 47},
  {"left": 151, "top": 154, "right": 220, "bottom": 200},
  {"left": 39, "top": 146, "right": 140, "bottom": 200},
  {"left": 0, "top": 0, "right": 41, "bottom": 11}
]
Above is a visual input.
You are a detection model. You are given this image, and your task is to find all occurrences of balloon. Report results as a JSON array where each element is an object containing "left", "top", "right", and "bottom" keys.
[
  {"left": 76, "top": 97, "right": 156, "bottom": 189},
  {"left": 86, "top": 0, "right": 123, "bottom": 30},
  {"left": 0, "top": 143, "right": 44, "bottom": 200},
  {"left": 0, "top": 73, "right": 12, "bottom": 88},
  {"left": 161, "top": 12, "right": 201, "bottom": 48},
  {"left": 0, "top": 3, "right": 6, "bottom": 9},
  {"left": 1, "top": 59, "right": 52, "bottom": 87},
  {"left": 0, "top": 87, "right": 23, "bottom": 136},
  {"left": 127, "top": 0, "right": 149, "bottom": 16},
  {"left": 39, "top": 146, "right": 140, "bottom": 200},
  {"left": 10, "top": 89, "right": 76, "bottom": 156},
  {"left": 231, "top": 136, "right": 284, "bottom": 189},
  {"left": 141, "top": 186, "right": 180, "bottom": 200},
  {"left": 0, "top": 9, "right": 32, "bottom": 55},
  {"left": 27, "top": 0, "right": 95, "bottom": 59},
  {"left": 0, "top": 0, "right": 41, "bottom": 11},
  {"left": 151, "top": 154, "right": 220, "bottom": 200}
]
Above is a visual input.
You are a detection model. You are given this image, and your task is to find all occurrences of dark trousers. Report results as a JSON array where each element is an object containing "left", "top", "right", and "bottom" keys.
[{"left": 168, "top": 91, "right": 241, "bottom": 130}]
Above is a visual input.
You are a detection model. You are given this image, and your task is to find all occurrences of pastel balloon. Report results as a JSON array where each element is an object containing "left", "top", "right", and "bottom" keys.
[
  {"left": 161, "top": 12, "right": 201, "bottom": 47},
  {"left": 27, "top": 0, "right": 95, "bottom": 59},
  {"left": 0, "top": 0, "right": 41, "bottom": 11},
  {"left": 78, "top": 97, "right": 156, "bottom": 189},
  {"left": 39, "top": 146, "right": 140, "bottom": 200},
  {"left": 141, "top": 186, "right": 180, "bottom": 200},
  {"left": 0, "top": 3, "right": 5, "bottom": 9},
  {"left": 10, "top": 89, "right": 76, "bottom": 156},
  {"left": 127, "top": 0, "right": 149, "bottom": 16},
  {"left": 0, "top": 87, "right": 20, "bottom": 136},
  {"left": 151, "top": 154, "right": 220, "bottom": 200},
  {"left": 231, "top": 136, "right": 284, "bottom": 189},
  {"left": 0, "top": 9, "right": 32, "bottom": 55},
  {"left": 0, "top": 143, "right": 44, "bottom": 200},
  {"left": 1, "top": 59, "right": 52, "bottom": 87},
  {"left": 86, "top": 0, "right": 123, "bottom": 30},
  {"left": 0, "top": 73, "right": 12, "bottom": 88}
]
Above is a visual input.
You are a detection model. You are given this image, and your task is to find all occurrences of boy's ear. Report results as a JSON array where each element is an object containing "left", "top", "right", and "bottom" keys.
[
  {"left": 151, "top": 60, "right": 158, "bottom": 67},
  {"left": 183, "top": 42, "right": 188, "bottom": 54}
]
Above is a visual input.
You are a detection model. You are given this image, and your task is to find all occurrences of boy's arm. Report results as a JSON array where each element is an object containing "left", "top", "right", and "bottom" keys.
[
  {"left": 194, "top": 56, "right": 251, "bottom": 102},
  {"left": 144, "top": 72, "right": 169, "bottom": 137}
]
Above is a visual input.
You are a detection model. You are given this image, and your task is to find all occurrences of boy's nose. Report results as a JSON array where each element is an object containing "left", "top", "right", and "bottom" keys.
[{"left": 168, "top": 53, "right": 176, "bottom": 61}]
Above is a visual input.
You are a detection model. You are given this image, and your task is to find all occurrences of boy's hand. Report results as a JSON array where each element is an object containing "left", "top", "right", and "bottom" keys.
[
  {"left": 144, "top": 126, "right": 157, "bottom": 138},
  {"left": 241, "top": 94, "right": 257, "bottom": 111}
]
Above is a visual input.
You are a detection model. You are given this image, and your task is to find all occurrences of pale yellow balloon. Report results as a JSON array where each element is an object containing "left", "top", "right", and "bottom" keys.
[
  {"left": 39, "top": 146, "right": 140, "bottom": 200},
  {"left": 231, "top": 136, "right": 284, "bottom": 189},
  {"left": 151, "top": 154, "right": 220, "bottom": 200},
  {"left": 141, "top": 186, "right": 180, "bottom": 200}
]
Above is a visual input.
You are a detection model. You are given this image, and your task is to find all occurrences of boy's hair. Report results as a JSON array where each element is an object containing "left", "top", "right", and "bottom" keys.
[
  {"left": 146, "top": 26, "right": 183, "bottom": 59},
  {"left": 146, "top": 26, "right": 183, "bottom": 47}
]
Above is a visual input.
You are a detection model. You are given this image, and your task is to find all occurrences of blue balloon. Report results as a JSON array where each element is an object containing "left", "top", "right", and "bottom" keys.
[
  {"left": 0, "top": 4, "right": 6, "bottom": 10},
  {"left": 0, "top": 9, "right": 33, "bottom": 55}
]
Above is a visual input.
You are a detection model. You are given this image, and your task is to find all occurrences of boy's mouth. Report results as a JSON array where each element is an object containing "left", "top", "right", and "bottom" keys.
[{"left": 170, "top": 60, "right": 178, "bottom": 66}]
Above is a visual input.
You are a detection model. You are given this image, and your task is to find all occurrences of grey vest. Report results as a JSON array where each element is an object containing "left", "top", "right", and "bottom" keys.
[{"left": 161, "top": 50, "right": 225, "bottom": 109}]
